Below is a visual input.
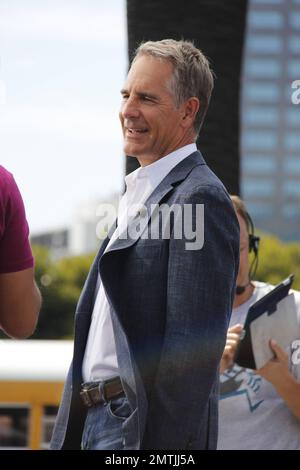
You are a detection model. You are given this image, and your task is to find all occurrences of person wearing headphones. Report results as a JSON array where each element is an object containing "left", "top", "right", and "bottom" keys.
[
  {"left": 218, "top": 195, "right": 300, "bottom": 450},
  {"left": 0, "top": 166, "right": 41, "bottom": 338}
]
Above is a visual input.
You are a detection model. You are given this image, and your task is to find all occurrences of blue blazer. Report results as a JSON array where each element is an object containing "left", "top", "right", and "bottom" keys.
[{"left": 51, "top": 151, "right": 239, "bottom": 450}]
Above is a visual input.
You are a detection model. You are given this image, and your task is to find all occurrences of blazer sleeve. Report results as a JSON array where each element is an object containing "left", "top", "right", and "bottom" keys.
[{"left": 141, "top": 186, "right": 240, "bottom": 449}]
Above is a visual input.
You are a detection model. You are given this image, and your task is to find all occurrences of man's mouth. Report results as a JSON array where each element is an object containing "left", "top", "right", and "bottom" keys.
[{"left": 126, "top": 128, "right": 148, "bottom": 134}]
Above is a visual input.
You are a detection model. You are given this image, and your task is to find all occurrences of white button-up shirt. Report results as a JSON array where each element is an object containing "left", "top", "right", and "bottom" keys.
[{"left": 82, "top": 143, "right": 197, "bottom": 382}]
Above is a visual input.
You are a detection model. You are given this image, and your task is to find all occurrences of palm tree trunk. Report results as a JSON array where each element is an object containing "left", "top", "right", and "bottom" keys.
[{"left": 125, "top": 0, "right": 248, "bottom": 194}]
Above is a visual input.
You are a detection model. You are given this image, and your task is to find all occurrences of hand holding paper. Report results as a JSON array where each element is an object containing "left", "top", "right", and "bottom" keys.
[
  {"left": 257, "top": 339, "right": 300, "bottom": 420},
  {"left": 235, "top": 275, "right": 300, "bottom": 369},
  {"left": 250, "top": 293, "right": 300, "bottom": 369},
  {"left": 256, "top": 339, "right": 289, "bottom": 383}
]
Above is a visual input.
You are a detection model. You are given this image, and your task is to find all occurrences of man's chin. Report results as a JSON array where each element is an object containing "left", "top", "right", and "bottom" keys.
[
  {"left": 126, "top": 153, "right": 138, "bottom": 158},
  {"left": 123, "top": 144, "right": 140, "bottom": 159}
]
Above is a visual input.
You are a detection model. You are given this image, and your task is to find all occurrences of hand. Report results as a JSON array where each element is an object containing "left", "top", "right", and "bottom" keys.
[
  {"left": 256, "top": 339, "right": 289, "bottom": 386},
  {"left": 220, "top": 324, "right": 244, "bottom": 374},
  {"left": 256, "top": 340, "right": 300, "bottom": 419}
]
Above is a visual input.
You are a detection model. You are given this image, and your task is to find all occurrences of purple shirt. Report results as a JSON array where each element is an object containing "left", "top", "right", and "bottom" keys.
[{"left": 0, "top": 166, "right": 34, "bottom": 273}]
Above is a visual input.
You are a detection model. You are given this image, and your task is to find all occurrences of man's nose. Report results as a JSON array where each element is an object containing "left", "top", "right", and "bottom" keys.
[{"left": 121, "top": 97, "right": 140, "bottom": 119}]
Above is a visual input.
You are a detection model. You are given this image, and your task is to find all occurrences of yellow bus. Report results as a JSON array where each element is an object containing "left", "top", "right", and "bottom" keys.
[{"left": 0, "top": 339, "right": 72, "bottom": 450}]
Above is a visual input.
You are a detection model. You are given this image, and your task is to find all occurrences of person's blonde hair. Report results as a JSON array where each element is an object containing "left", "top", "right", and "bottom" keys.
[{"left": 230, "top": 195, "right": 251, "bottom": 233}]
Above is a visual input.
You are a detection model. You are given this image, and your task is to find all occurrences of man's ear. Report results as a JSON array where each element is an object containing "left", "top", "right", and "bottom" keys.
[{"left": 181, "top": 97, "right": 200, "bottom": 128}]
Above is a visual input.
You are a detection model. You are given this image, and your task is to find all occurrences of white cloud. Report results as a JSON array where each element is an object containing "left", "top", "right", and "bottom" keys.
[{"left": 0, "top": 4, "right": 126, "bottom": 44}]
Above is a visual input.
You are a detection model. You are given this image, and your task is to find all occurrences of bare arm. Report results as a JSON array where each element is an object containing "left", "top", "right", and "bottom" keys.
[
  {"left": 0, "top": 267, "right": 41, "bottom": 339},
  {"left": 257, "top": 340, "right": 300, "bottom": 420},
  {"left": 220, "top": 324, "right": 243, "bottom": 374}
]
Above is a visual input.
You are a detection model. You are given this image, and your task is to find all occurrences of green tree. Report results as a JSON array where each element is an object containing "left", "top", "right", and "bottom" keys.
[
  {"left": 10, "top": 234, "right": 300, "bottom": 341},
  {"left": 31, "top": 246, "right": 95, "bottom": 339},
  {"left": 256, "top": 233, "right": 300, "bottom": 291}
]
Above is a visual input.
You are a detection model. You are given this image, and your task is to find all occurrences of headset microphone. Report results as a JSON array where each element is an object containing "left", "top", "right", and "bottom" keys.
[
  {"left": 236, "top": 211, "right": 260, "bottom": 296},
  {"left": 236, "top": 282, "right": 251, "bottom": 295}
]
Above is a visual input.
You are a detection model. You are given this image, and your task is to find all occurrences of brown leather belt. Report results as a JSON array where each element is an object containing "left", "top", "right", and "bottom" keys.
[{"left": 80, "top": 376, "right": 124, "bottom": 408}]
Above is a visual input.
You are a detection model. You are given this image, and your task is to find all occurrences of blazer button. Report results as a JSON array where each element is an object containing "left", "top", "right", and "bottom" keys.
[{"left": 186, "top": 440, "right": 193, "bottom": 449}]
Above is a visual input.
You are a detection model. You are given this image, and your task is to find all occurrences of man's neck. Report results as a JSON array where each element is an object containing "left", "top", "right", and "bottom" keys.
[
  {"left": 137, "top": 139, "right": 196, "bottom": 167},
  {"left": 233, "top": 282, "right": 255, "bottom": 309}
]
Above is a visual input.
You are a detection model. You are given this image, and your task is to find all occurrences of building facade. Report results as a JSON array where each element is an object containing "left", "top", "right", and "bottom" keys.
[
  {"left": 31, "top": 194, "right": 120, "bottom": 258},
  {"left": 242, "top": 0, "right": 300, "bottom": 240}
]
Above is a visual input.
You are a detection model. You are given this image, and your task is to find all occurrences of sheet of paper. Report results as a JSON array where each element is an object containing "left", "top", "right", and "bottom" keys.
[{"left": 250, "top": 293, "right": 300, "bottom": 369}]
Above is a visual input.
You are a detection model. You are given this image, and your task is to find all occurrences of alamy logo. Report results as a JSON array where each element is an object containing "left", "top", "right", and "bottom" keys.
[
  {"left": 291, "top": 340, "right": 300, "bottom": 365},
  {"left": 291, "top": 80, "right": 300, "bottom": 105},
  {"left": 96, "top": 202, "right": 205, "bottom": 251}
]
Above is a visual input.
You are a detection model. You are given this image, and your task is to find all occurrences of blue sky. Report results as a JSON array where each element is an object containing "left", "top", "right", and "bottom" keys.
[{"left": 0, "top": 0, "right": 127, "bottom": 233}]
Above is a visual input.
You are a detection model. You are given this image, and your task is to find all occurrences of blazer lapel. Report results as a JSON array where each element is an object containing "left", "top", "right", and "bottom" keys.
[{"left": 104, "top": 151, "right": 205, "bottom": 254}]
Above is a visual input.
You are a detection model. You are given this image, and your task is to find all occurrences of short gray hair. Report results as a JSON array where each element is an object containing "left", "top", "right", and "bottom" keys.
[{"left": 132, "top": 39, "right": 214, "bottom": 135}]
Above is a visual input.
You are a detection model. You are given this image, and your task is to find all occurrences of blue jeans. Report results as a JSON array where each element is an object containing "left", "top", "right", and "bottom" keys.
[{"left": 81, "top": 395, "right": 131, "bottom": 450}]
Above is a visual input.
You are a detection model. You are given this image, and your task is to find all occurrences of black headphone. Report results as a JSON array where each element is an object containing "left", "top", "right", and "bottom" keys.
[
  {"left": 246, "top": 211, "right": 260, "bottom": 256},
  {"left": 235, "top": 211, "right": 260, "bottom": 295}
]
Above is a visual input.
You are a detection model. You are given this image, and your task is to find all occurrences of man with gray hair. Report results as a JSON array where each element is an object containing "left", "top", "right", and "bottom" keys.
[{"left": 51, "top": 39, "right": 239, "bottom": 450}]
